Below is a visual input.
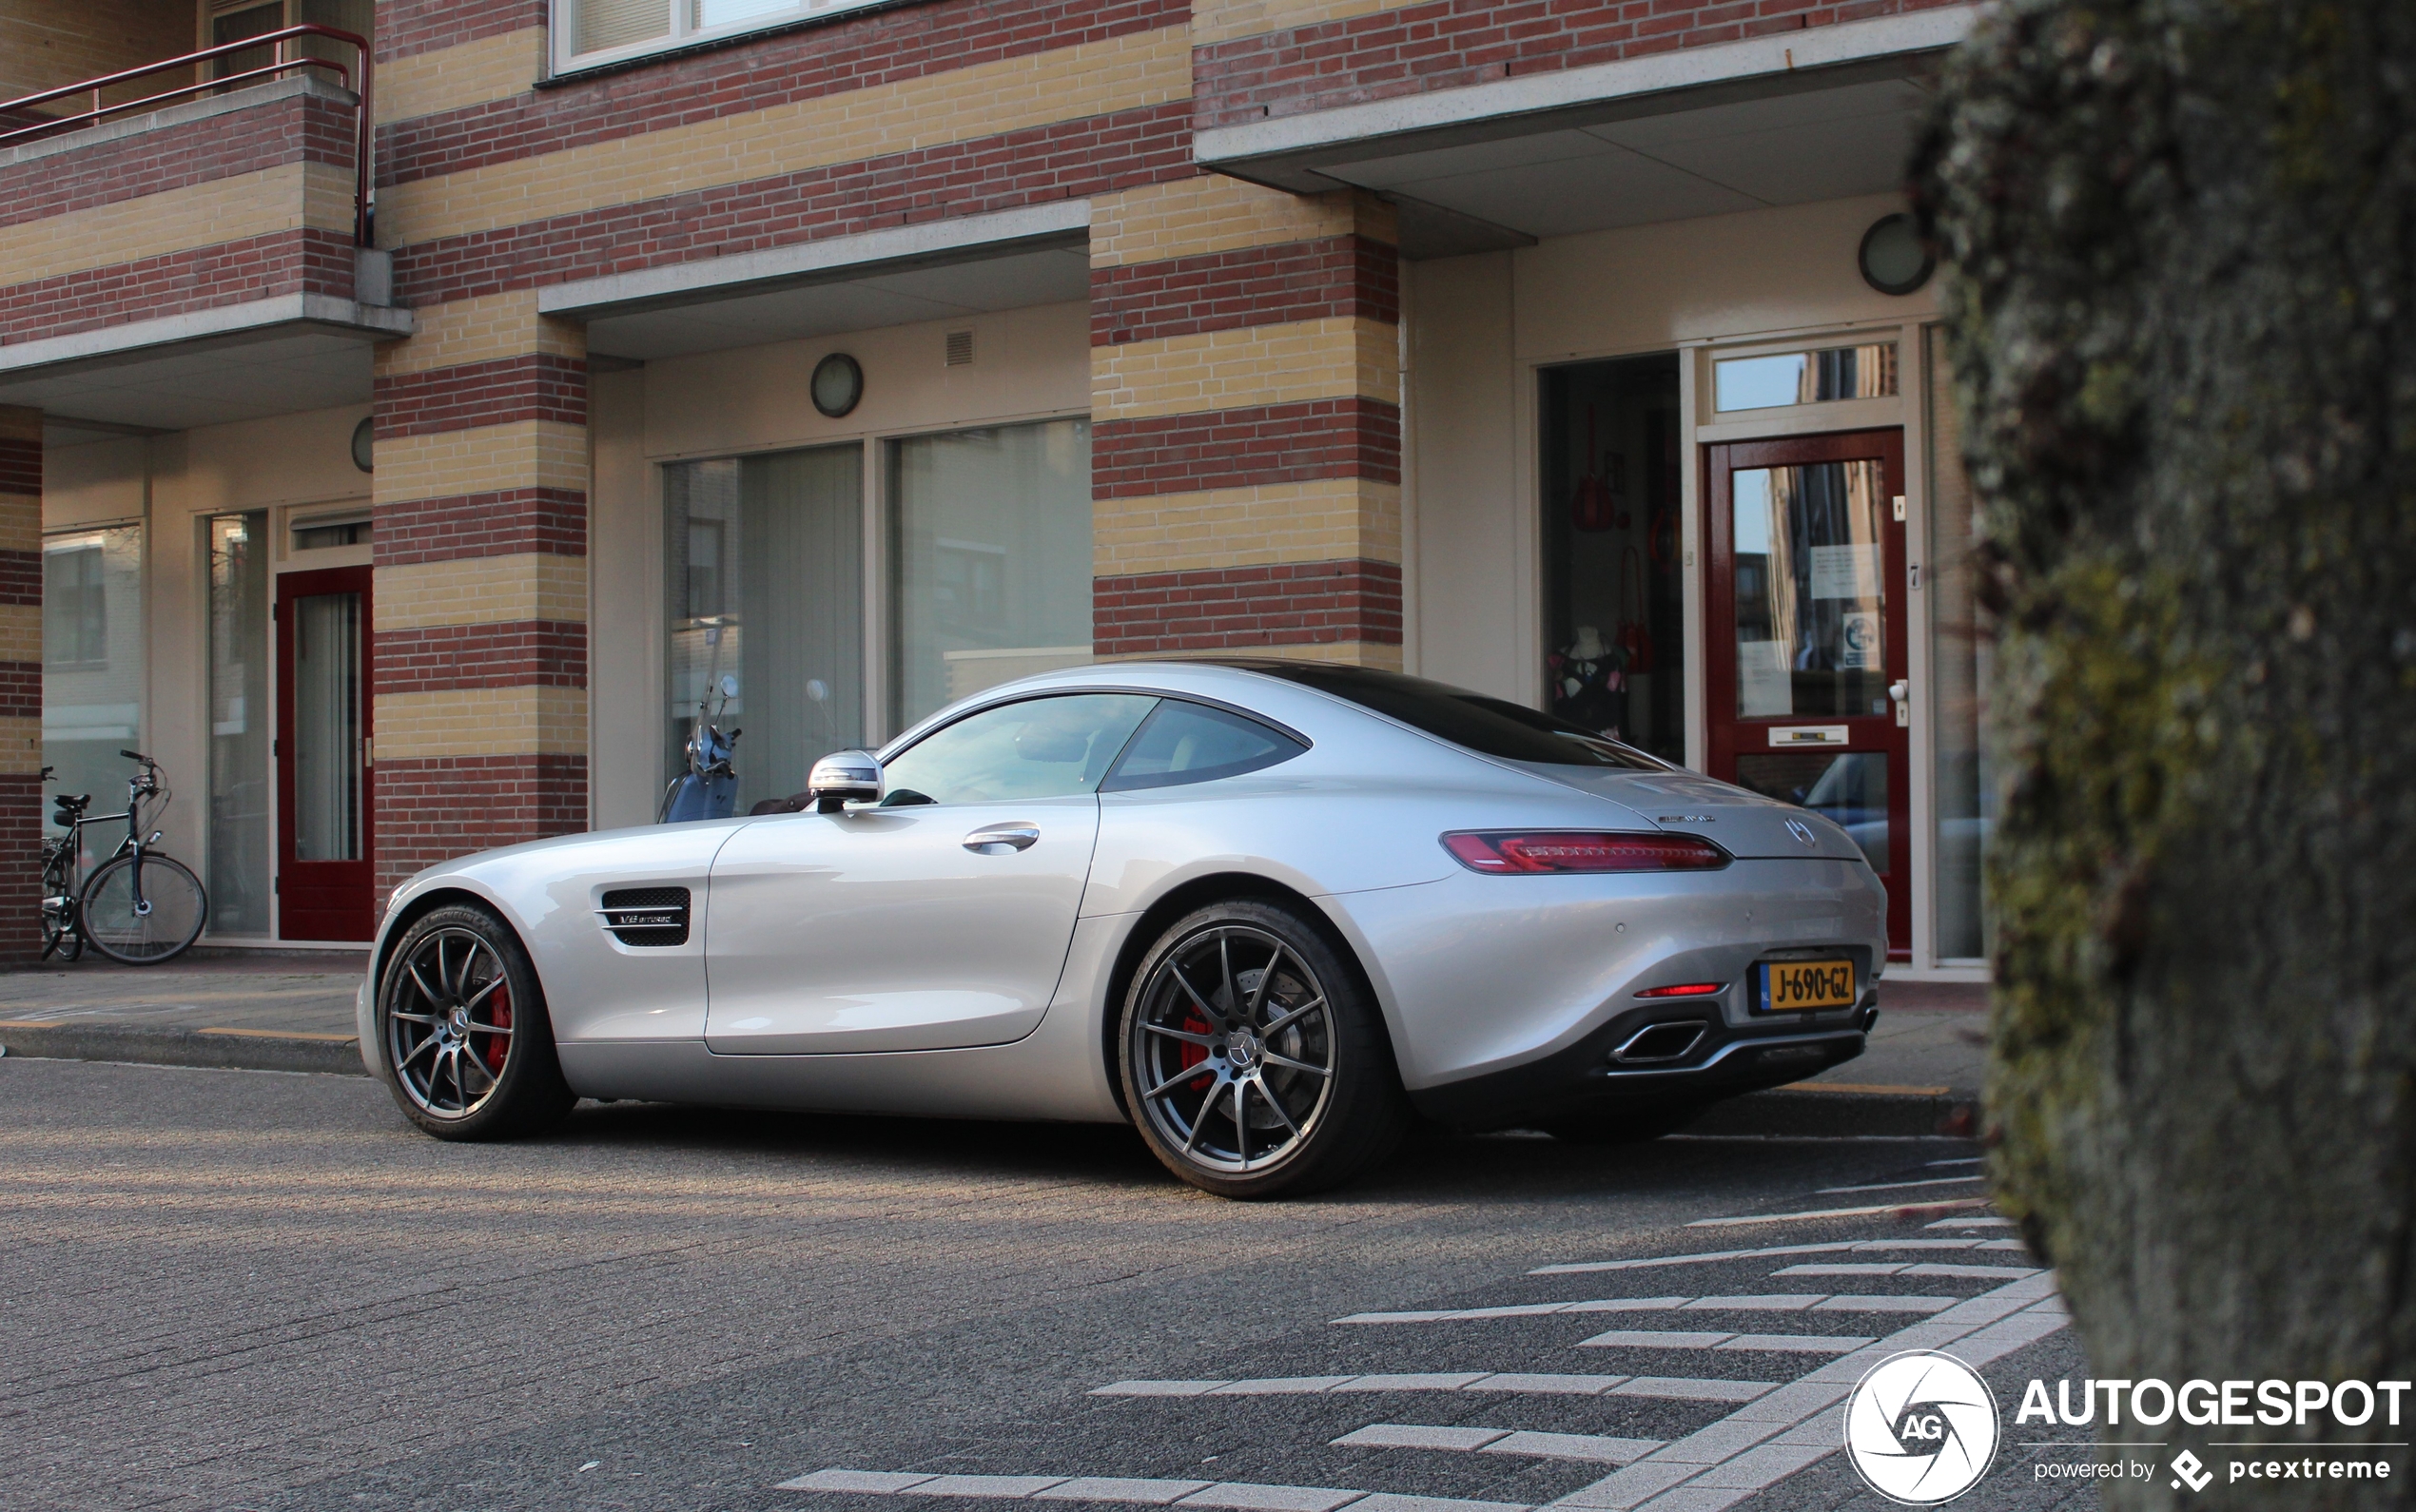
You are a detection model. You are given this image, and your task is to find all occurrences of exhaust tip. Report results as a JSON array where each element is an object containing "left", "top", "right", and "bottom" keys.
[{"left": 1611, "top": 1021, "right": 1707, "bottom": 1064}]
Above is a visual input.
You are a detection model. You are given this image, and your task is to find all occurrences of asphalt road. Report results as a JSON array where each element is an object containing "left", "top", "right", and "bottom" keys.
[{"left": 0, "top": 1057, "right": 2091, "bottom": 1512}]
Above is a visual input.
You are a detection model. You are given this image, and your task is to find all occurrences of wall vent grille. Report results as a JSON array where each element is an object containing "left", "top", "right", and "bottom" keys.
[{"left": 945, "top": 329, "right": 975, "bottom": 366}]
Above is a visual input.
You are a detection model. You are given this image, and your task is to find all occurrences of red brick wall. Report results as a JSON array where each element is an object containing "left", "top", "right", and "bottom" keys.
[
  {"left": 374, "top": 354, "right": 588, "bottom": 439},
  {"left": 379, "top": 0, "right": 1187, "bottom": 186},
  {"left": 0, "top": 772, "right": 40, "bottom": 962},
  {"left": 378, "top": 0, "right": 548, "bottom": 64},
  {"left": 393, "top": 102, "right": 1192, "bottom": 306},
  {"left": 374, "top": 755, "right": 588, "bottom": 888},
  {"left": 375, "top": 622, "right": 588, "bottom": 694},
  {"left": 1093, "top": 398, "right": 1400, "bottom": 498},
  {"left": 0, "top": 88, "right": 356, "bottom": 229},
  {"left": 1090, "top": 234, "right": 1396, "bottom": 346},
  {"left": 1095, "top": 559, "right": 1404, "bottom": 655},
  {"left": 376, "top": 489, "right": 589, "bottom": 566},
  {"left": 0, "top": 230, "right": 354, "bottom": 347},
  {"left": 1193, "top": 0, "right": 1963, "bottom": 126}
]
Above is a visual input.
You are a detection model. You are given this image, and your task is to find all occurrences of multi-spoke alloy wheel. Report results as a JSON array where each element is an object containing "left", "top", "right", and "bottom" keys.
[
  {"left": 1122, "top": 901, "right": 1409, "bottom": 1198},
  {"left": 377, "top": 903, "right": 574, "bottom": 1140}
]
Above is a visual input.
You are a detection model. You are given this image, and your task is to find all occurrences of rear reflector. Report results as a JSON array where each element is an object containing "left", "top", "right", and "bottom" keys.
[
  {"left": 1441, "top": 830, "right": 1730, "bottom": 874},
  {"left": 1636, "top": 981, "right": 1724, "bottom": 998}
]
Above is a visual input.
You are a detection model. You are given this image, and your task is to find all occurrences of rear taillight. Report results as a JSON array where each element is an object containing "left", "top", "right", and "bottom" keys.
[
  {"left": 1441, "top": 830, "right": 1730, "bottom": 874},
  {"left": 1636, "top": 981, "right": 1724, "bottom": 998}
]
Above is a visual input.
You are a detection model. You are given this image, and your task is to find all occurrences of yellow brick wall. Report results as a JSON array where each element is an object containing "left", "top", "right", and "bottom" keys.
[
  {"left": 378, "top": 27, "right": 1191, "bottom": 248},
  {"left": 1094, "top": 478, "right": 1403, "bottom": 575},
  {"left": 377, "top": 26, "right": 546, "bottom": 126},
  {"left": 0, "top": 162, "right": 355, "bottom": 287},
  {"left": 1093, "top": 316, "right": 1400, "bottom": 421},
  {"left": 1091, "top": 174, "right": 1395, "bottom": 267},
  {"left": 375, "top": 686, "right": 591, "bottom": 762},
  {"left": 370, "top": 419, "right": 587, "bottom": 511}
]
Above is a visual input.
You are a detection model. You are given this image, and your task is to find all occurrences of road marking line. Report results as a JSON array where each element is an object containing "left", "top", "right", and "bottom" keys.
[
  {"left": 1773, "top": 1262, "right": 2041, "bottom": 1280},
  {"left": 1037, "top": 1481, "right": 1215, "bottom": 1504},
  {"left": 1549, "top": 1272, "right": 2065, "bottom": 1511},
  {"left": 1214, "top": 1377, "right": 1360, "bottom": 1395},
  {"left": 1091, "top": 1374, "right": 1779, "bottom": 1401},
  {"left": 1179, "top": 1483, "right": 1368, "bottom": 1512},
  {"left": 1927, "top": 1214, "right": 2015, "bottom": 1228},
  {"left": 1337, "top": 1288, "right": 1967, "bottom": 1325},
  {"left": 1486, "top": 1432, "right": 1662, "bottom": 1464},
  {"left": 1814, "top": 1174, "right": 1987, "bottom": 1194},
  {"left": 1333, "top": 1425, "right": 1509, "bottom": 1451},
  {"left": 1578, "top": 1329, "right": 1875, "bottom": 1354},
  {"left": 1685, "top": 1197, "right": 1992, "bottom": 1228},
  {"left": 1334, "top": 1426, "right": 1663, "bottom": 1464},
  {"left": 1531, "top": 1238, "right": 2002, "bottom": 1273}
]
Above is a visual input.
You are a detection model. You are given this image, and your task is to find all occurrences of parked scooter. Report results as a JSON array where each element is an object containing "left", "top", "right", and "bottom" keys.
[{"left": 659, "top": 673, "right": 742, "bottom": 823}]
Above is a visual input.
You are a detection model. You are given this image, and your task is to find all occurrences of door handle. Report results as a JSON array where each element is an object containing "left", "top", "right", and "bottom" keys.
[{"left": 963, "top": 823, "right": 1040, "bottom": 854}]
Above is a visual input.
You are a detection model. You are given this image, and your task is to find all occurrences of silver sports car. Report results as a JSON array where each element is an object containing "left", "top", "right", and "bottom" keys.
[{"left": 358, "top": 661, "right": 1884, "bottom": 1196}]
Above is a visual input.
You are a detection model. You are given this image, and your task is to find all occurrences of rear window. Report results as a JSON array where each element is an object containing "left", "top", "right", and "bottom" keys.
[
  {"left": 1236, "top": 663, "right": 1671, "bottom": 770},
  {"left": 1102, "top": 700, "right": 1305, "bottom": 791}
]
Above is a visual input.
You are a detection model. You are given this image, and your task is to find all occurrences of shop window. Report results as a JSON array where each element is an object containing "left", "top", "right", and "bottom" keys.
[
  {"left": 888, "top": 419, "right": 1092, "bottom": 729},
  {"left": 207, "top": 513, "right": 272, "bottom": 935},
  {"left": 41, "top": 526, "right": 144, "bottom": 836},
  {"left": 663, "top": 446, "right": 864, "bottom": 813},
  {"left": 1926, "top": 326, "right": 1994, "bottom": 960},
  {"left": 1714, "top": 343, "right": 1899, "bottom": 413},
  {"left": 1539, "top": 355, "right": 1685, "bottom": 766}
]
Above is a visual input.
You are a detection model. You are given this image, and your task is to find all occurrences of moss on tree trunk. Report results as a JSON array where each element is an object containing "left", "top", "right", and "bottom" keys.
[{"left": 1914, "top": 0, "right": 2416, "bottom": 1501}]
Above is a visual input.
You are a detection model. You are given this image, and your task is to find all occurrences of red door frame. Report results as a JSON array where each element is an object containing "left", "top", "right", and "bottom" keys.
[
  {"left": 1703, "top": 428, "right": 1911, "bottom": 955},
  {"left": 275, "top": 564, "right": 374, "bottom": 941}
]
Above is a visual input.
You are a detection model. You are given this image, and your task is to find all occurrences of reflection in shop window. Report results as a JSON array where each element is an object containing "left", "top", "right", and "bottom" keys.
[
  {"left": 1731, "top": 461, "right": 1890, "bottom": 721},
  {"left": 1539, "top": 355, "right": 1686, "bottom": 765},
  {"left": 1714, "top": 344, "right": 1899, "bottom": 413},
  {"left": 1926, "top": 326, "right": 1994, "bottom": 960},
  {"left": 663, "top": 446, "right": 865, "bottom": 814},
  {"left": 41, "top": 526, "right": 143, "bottom": 850},
  {"left": 208, "top": 514, "right": 272, "bottom": 934},
  {"left": 889, "top": 419, "right": 1093, "bottom": 728}
]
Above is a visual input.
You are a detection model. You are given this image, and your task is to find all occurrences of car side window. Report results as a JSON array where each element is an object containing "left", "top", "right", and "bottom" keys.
[
  {"left": 1101, "top": 700, "right": 1306, "bottom": 792},
  {"left": 879, "top": 693, "right": 1157, "bottom": 806}
]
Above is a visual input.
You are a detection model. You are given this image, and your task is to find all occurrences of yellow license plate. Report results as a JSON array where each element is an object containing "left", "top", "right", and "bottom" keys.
[{"left": 1761, "top": 960, "right": 1856, "bottom": 1013}]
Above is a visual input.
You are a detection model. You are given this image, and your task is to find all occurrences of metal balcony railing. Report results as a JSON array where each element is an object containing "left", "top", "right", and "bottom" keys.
[{"left": 0, "top": 25, "right": 374, "bottom": 247}]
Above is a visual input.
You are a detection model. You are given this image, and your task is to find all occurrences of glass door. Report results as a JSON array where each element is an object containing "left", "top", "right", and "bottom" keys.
[
  {"left": 276, "top": 565, "right": 372, "bottom": 940},
  {"left": 1705, "top": 429, "right": 1911, "bottom": 953}
]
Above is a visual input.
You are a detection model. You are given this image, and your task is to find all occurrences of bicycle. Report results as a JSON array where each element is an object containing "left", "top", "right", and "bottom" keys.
[{"left": 41, "top": 749, "right": 210, "bottom": 965}]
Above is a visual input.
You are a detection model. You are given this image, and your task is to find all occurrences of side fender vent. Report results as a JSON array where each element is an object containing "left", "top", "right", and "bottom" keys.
[{"left": 599, "top": 886, "right": 690, "bottom": 947}]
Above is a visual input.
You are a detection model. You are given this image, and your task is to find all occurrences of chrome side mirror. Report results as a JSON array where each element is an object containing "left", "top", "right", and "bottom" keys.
[{"left": 806, "top": 750, "right": 881, "bottom": 813}]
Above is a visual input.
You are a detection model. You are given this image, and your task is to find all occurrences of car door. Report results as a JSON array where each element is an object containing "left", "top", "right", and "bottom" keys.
[{"left": 702, "top": 691, "right": 1157, "bottom": 1055}]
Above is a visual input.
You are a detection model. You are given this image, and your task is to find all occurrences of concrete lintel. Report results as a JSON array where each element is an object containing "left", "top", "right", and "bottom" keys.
[
  {"left": 0, "top": 294, "right": 414, "bottom": 379},
  {"left": 537, "top": 200, "right": 1093, "bottom": 320},
  {"left": 1195, "top": 8, "right": 1979, "bottom": 189}
]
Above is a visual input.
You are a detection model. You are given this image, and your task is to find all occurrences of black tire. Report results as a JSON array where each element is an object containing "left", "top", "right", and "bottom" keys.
[
  {"left": 376, "top": 903, "right": 575, "bottom": 1141},
  {"left": 78, "top": 852, "right": 206, "bottom": 965},
  {"left": 41, "top": 850, "right": 83, "bottom": 962},
  {"left": 1120, "top": 900, "right": 1410, "bottom": 1199},
  {"left": 1543, "top": 1102, "right": 1707, "bottom": 1145}
]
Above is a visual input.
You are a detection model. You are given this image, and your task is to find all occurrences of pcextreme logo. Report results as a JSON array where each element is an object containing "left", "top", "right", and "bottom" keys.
[{"left": 1844, "top": 1350, "right": 2001, "bottom": 1504}]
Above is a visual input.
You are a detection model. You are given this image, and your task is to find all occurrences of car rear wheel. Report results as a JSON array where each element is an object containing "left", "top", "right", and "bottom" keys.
[
  {"left": 1120, "top": 901, "right": 1409, "bottom": 1198},
  {"left": 377, "top": 903, "right": 575, "bottom": 1141}
]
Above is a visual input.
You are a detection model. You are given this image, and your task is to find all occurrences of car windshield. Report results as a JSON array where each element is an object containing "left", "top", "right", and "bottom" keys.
[{"left": 1228, "top": 663, "right": 1671, "bottom": 770}]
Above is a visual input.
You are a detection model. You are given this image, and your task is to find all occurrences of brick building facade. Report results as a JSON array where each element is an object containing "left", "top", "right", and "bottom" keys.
[{"left": 0, "top": 0, "right": 1994, "bottom": 975}]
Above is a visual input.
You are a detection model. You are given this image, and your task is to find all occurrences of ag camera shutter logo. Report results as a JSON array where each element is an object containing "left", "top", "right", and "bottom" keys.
[{"left": 1844, "top": 1350, "right": 2001, "bottom": 1504}]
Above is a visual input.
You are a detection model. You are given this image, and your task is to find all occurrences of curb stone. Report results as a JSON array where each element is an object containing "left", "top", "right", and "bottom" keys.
[
  {"left": 0, "top": 1025, "right": 1980, "bottom": 1139},
  {"left": 0, "top": 1019, "right": 364, "bottom": 1076}
]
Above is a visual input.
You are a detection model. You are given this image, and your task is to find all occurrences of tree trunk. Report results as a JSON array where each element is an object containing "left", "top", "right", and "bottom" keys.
[{"left": 1914, "top": 0, "right": 2416, "bottom": 1502}]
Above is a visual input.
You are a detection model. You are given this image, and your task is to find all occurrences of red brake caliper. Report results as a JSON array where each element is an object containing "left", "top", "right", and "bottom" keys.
[
  {"left": 1180, "top": 1012, "right": 1212, "bottom": 1089},
  {"left": 482, "top": 981, "right": 513, "bottom": 1074}
]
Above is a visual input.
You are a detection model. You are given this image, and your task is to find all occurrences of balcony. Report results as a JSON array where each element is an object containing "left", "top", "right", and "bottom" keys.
[{"left": 0, "top": 29, "right": 411, "bottom": 436}]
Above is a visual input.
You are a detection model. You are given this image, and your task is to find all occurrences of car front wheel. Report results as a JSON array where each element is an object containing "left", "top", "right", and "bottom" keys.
[
  {"left": 377, "top": 903, "right": 575, "bottom": 1140},
  {"left": 1120, "top": 901, "right": 1409, "bottom": 1198}
]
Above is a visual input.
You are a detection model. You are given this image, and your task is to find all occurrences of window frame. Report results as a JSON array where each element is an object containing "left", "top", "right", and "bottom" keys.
[
  {"left": 871, "top": 690, "right": 1160, "bottom": 808},
  {"left": 1098, "top": 698, "right": 1309, "bottom": 793},
  {"left": 550, "top": 0, "right": 895, "bottom": 78}
]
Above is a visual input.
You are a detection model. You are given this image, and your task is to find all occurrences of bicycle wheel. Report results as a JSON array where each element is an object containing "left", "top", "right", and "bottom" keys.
[{"left": 79, "top": 852, "right": 207, "bottom": 965}]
